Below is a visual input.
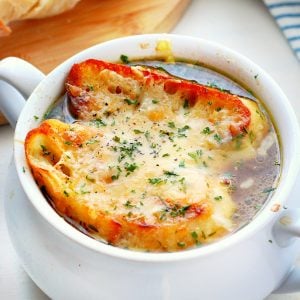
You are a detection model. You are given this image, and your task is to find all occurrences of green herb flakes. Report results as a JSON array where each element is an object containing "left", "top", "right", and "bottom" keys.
[
  {"left": 124, "top": 200, "right": 135, "bottom": 209},
  {"left": 202, "top": 127, "right": 213, "bottom": 134},
  {"left": 90, "top": 118, "right": 107, "bottom": 127},
  {"left": 163, "top": 170, "right": 179, "bottom": 177},
  {"left": 113, "top": 136, "right": 121, "bottom": 143},
  {"left": 213, "top": 134, "right": 222, "bottom": 144},
  {"left": 124, "top": 162, "right": 138, "bottom": 173},
  {"left": 120, "top": 54, "right": 129, "bottom": 64},
  {"left": 148, "top": 177, "right": 164, "bottom": 185},
  {"left": 124, "top": 98, "right": 138, "bottom": 105},
  {"left": 179, "top": 160, "right": 185, "bottom": 168},
  {"left": 168, "top": 121, "right": 176, "bottom": 129},
  {"left": 133, "top": 129, "right": 144, "bottom": 134},
  {"left": 188, "top": 149, "right": 203, "bottom": 162}
]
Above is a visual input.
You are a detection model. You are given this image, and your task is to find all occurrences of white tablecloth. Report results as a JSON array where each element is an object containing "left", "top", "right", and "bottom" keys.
[{"left": 1, "top": 0, "right": 300, "bottom": 299}]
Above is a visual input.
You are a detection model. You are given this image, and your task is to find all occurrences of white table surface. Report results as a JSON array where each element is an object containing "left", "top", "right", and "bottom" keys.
[{"left": 1, "top": 0, "right": 300, "bottom": 299}]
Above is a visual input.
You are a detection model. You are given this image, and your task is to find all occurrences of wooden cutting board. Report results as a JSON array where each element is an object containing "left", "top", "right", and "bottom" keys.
[{"left": 0, "top": 0, "right": 190, "bottom": 125}]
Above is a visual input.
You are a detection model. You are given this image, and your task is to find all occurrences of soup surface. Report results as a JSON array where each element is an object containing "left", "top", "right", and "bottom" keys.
[{"left": 25, "top": 59, "right": 280, "bottom": 252}]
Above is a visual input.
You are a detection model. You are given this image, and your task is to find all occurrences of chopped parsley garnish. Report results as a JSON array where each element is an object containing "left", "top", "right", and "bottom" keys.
[
  {"left": 188, "top": 149, "right": 203, "bottom": 162},
  {"left": 170, "top": 204, "right": 190, "bottom": 217},
  {"left": 34, "top": 115, "right": 39, "bottom": 121},
  {"left": 168, "top": 121, "right": 176, "bottom": 129},
  {"left": 191, "top": 231, "right": 199, "bottom": 244},
  {"left": 214, "top": 196, "right": 223, "bottom": 201},
  {"left": 113, "top": 136, "right": 121, "bottom": 143},
  {"left": 120, "top": 54, "right": 129, "bottom": 64},
  {"left": 177, "top": 125, "right": 190, "bottom": 137},
  {"left": 118, "top": 141, "right": 142, "bottom": 162},
  {"left": 177, "top": 242, "right": 186, "bottom": 248},
  {"left": 124, "top": 98, "right": 138, "bottom": 105},
  {"left": 159, "top": 130, "right": 174, "bottom": 141},
  {"left": 63, "top": 190, "right": 69, "bottom": 197},
  {"left": 178, "top": 177, "right": 187, "bottom": 192},
  {"left": 163, "top": 170, "right": 179, "bottom": 177},
  {"left": 202, "top": 127, "right": 213, "bottom": 134},
  {"left": 64, "top": 141, "right": 72, "bottom": 145},
  {"left": 86, "top": 139, "right": 97, "bottom": 145},
  {"left": 148, "top": 177, "right": 164, "bottom": 185},
  {"left": 111, "top": 174, "right": 120, "bottom": 181},
  {"left": 179, "top": 160, "right": 185, "bottom": 168},
  {"left": 111, "top": 166, "right": 122, "bottom": 181},
  {"left": 43, "top": 110, "right": 50, "bottom": 120},
  {"left": 133, "top": 129, "right": 144, "bottom": 134},
  {"left": 124, "top": 162, "right": 138, "bottom": 174},
  {"left": 213, "top": 134, "right": 222, "bottom": 144},
  {"left": 162, "top": 153, "right": 170, "bottom": 157},
  {"left": 124, "top": 200, "right": 135, "bottom": 208},
  {"left": 152, "top": 99, "right": 159, "bottom": 104},
  {"left": 90, "top": 118, "right": 107, "bottom": 127}
]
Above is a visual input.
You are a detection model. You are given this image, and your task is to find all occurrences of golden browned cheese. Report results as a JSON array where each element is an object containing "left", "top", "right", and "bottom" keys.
[{"left": 25, "top": 60, "right": 269, "bottom": 252}]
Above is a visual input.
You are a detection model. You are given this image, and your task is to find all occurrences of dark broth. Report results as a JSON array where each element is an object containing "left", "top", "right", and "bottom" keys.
[{"left": 46, "top": 61, "right": 281, "bottom": 239}]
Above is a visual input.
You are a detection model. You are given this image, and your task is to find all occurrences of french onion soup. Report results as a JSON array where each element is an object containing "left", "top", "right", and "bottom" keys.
[{"left": 25, "top": 59, "right": 280, "bottom": 252}]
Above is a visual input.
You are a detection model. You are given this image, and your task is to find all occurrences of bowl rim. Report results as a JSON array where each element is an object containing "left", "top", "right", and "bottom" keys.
[{"left": 14, "top": 33, "right": 300, "bottom": 262}]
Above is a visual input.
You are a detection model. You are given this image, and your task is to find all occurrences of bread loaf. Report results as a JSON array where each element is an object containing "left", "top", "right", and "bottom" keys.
[{"left": 0, "top": 0, "right": 80, "bottom": 35}]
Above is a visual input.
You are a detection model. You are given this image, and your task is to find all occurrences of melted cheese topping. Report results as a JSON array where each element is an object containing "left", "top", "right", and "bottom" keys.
[
  {"left": 58, "top": 107, "right": 234, "bottom": 226},
  {"left": 25, "top": 62, "right": 270, "bottom": 251}
]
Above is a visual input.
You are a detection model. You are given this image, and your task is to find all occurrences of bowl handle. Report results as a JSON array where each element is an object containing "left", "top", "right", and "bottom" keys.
[
  {"left": 274, "top": 268, "right": 300, "bottom": 294},
  {"left": 0, "top": 57, "right": 45, "bottom": 127},
  {"left": 273, "top": 209, "right": 300, "bottom": 293}
]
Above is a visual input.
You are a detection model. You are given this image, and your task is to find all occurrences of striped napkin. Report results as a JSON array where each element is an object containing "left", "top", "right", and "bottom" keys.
[{"left": 264, "top": 0, "right": 300, "bottom": 61}]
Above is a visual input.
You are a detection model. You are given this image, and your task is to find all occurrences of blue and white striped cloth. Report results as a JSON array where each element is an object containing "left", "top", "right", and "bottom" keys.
[{"left": 264, "top": 0, "right": 300, "bottom": 61}]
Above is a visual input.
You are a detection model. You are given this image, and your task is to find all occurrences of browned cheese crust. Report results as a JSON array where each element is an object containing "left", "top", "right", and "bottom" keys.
[{"left": 25, "top": 60, "right": 269, "bottom": 252}]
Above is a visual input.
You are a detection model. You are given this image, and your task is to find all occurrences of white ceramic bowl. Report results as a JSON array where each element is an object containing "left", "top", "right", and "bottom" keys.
[{"left": 1, "top": 34, "right": 300, "bottom": 299}]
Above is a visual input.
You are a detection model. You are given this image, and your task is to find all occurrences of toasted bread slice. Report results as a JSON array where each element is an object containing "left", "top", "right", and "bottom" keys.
[
  {"left": 25, "top": 60, "right": 269, "bottom": 251},
  {"left": 25, "top": 119, "right": 236, "bottom": 251}
]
